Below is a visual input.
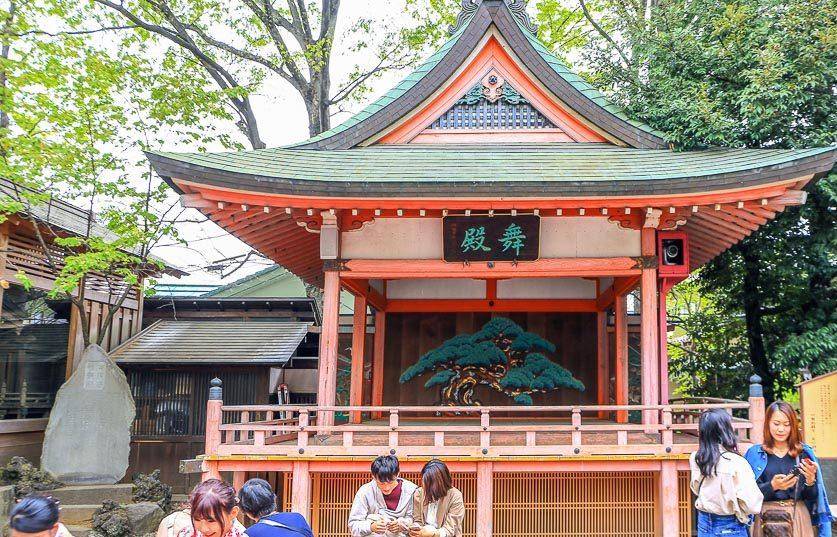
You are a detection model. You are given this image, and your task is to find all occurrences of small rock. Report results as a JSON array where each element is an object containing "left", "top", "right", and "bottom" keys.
[{"left": 124, "top": 503, "right": 165, "bottom": 536}]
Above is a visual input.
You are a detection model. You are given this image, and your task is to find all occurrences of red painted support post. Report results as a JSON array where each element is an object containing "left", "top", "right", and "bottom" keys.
[
  {"left": 202, "top": 378, "right": 223, "bottom": 481},
  {"left": 476, "top": 462, "right": 493, "bottom": 537},
  {"left": 291, "top": 461, "right": 311, "bottom": 522},
  {"left": 748, "top": 375, "right": 766, "bottom": 444},
  {"left": 596, "top": 311, "right": 609, "bottom": 419},
  {"left": 659, "top": 284, "right": 670, "bottom": 404},
  {"left": 350, "top": 294, "right": 367, "bottom": 424},
  {"left": 317, "top": 270, "right": 340, "bottom": 429},
  {"left": 615, "top": 295, "right": 629, "bottom": 423},
  {"left": 640, "top": 227, "right": 660, "bottom": 430},
  {"left": 371, "top": 311, "right": 386, "bottom": 420},
  {"left": 659, "top": 460, "right": 680, "bottom": 537}
]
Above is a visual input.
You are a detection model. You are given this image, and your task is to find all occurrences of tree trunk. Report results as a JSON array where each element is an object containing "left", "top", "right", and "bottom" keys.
[
  {"left": 306, "top": 69, "right": 332, "bottom": 136},
  {"left": 739, "top": 242, "right": 775, "bottom": 402}
]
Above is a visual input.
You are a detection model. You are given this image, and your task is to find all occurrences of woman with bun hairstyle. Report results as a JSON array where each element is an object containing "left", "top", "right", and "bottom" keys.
[{"left": 745, "top": 401, "right": 834, "bottom": 537}]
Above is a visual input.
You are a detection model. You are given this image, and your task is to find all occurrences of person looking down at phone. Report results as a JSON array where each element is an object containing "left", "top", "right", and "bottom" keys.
[
  {"left": 745, "top": 401, "right": 834, "bottom": 537},
  {"left": 410, "top": 460, "right": 464, "bottom": 537},
  {"left": 348, "top": 455, "right": 417, "bottom": 536}
]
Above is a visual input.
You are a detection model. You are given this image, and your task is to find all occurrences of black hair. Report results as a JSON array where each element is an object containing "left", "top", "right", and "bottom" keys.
[
  {"left": 421, "top": 459, "right": 452, "bottom": 504},
  {"left": 9, "top": 494, "right": 60, "bottom": 533},
  {"left": 237, "top": 478, "right": 277, "bottom": 519},
  {"left": 695, "top": 409, "right": 740, "bottom": 478},
  {"left": 371, "top": 455, "right": 400, "bottom": 482}
]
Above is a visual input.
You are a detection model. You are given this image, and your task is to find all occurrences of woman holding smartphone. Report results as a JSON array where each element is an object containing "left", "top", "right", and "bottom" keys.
[
  {"left": 745, "top": 401, "right": 834, "bottom": 537},
  {"left": 409, "top": 460, "right": 464, "bottom": 537}
]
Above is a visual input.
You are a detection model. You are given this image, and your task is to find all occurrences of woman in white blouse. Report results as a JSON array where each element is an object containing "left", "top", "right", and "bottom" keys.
[
  {"left": 690, "top": 409, "right": 763, "bottom": 537},
  {"left": 409, "top": 460, "right": 465, "bottom": 537}
]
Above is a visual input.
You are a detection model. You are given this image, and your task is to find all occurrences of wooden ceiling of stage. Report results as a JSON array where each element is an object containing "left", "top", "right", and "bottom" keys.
[{"left": 177, "top": 176, "right": 813, "bottom": 287}]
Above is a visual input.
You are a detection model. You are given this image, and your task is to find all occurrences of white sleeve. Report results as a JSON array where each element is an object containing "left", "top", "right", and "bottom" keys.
[
  {"left": 348, "top": 488, "right": 373, "bottom": 536},
  {"left": 735, "top": 460, "right": 764, "bottom": 516}
]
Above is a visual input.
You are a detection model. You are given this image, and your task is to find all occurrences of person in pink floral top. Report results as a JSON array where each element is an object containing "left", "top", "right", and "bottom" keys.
[{"left": 177, "top": 479, "right": 246, "bottom": 537}]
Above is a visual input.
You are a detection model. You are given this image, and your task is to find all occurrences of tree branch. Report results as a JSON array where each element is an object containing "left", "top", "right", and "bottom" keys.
[{"left": 578, "top": 0, "right": 632, "bottom": 68}]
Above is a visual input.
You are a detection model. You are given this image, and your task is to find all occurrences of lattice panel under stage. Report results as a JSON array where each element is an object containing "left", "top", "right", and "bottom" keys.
[{"left": 281, "top": 470, "right": 692, "bottom": 537}]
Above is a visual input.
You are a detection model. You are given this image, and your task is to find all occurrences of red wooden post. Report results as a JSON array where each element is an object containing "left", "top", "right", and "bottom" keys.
[
  {"left": 291, "top": 460, "right": 311, "bottom": 522},
  {"left": 640, "top": 227, "right": 660, "bottom": 430},
  {"left": 371, "top": 310, "right": 386, "bottom": 420},
  {"left": 476, "top": 462, "right": 493, "bottom": 537},
  {"left": 659, "top": 284, "right": 671, "bottom": 404},
  {"left": 297, "top": 409, "right": 310, "bottom": 451},
  {"left": 232, "top": 471, "right": 246, "bottom": 521},
  {"left": 349, "top": 294, "right": 367, "bottom": 424},
  {"left": 596, "top": 311, "right": 609, "bottom": 419},
  {"left": 388, "top": 409, "right": 399, "bottom": 450},
  {"left": 571, "top": 408, "right": 582, "bottom": 447},
  {"left": 615, "top": 295, "right": 629, "bottom": 423},
  {"left": 317, "top": 270, "right": 340, "bottom": 429},
  {"left": 202, "top": 378, "right": 223, "bottom": 481},
  {"left": 748, "top": 375, "right": 765, "bottom": 444},
  {"left": 658, "top": 460, "right": 680, "bottom": 537}
]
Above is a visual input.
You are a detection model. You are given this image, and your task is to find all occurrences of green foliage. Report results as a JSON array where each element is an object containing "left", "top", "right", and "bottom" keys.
[
  {"left": 401, "top": 317, "right": 584, "bottom": 405},
  {"left": 0, "top": 457, "right": 62, "bottom": 499},
  {"left": 132, "top": 470, "right": 173, "bottom": 513},
  {"left": 91, "top": 500, "right": 131, "bottom": 537},
  {"left": 556, "top": 0, "right": 837, "bottom": 399}
]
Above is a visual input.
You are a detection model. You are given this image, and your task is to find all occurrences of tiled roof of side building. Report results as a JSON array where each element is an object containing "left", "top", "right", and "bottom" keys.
[{"left": 148, "top": 144, "right": 836, "bottom": 198}]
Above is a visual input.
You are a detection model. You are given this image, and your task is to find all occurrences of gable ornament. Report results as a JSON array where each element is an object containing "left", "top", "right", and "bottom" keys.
[{"left": 451, "top": 0, "right": 538, "bottom": 35}]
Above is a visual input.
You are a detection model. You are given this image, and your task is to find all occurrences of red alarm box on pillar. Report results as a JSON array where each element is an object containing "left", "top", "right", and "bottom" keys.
[{"left": 657, "top": 231, "right": 689, "bottom": 278}]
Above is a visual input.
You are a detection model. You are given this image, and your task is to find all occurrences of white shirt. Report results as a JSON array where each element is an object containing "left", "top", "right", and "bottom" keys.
[
  {"left": 424, "top": 502, "right": 447, "bottom": 537},
  {"left": 690, "top": 448, "right": 764, "bottom": 523}
]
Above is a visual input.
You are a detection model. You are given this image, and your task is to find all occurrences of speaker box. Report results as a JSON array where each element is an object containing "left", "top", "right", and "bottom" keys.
[{"left": 657, "top": 231, "right": 689, "bottom": 278}]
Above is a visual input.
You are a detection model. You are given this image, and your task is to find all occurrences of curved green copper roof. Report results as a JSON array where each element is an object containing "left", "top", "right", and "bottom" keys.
[
  {"left": 293, "top": 0, "right": 667, "bottom": 150},
  {"left": 148, "top": 144, "right": 835, "bottom": 198}
]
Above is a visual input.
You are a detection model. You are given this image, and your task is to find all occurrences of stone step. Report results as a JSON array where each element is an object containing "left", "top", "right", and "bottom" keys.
[
  {"left": 66, "top": 525, "right": 93, "bottom": 537},
  {"left": 59, "top": 505, "right": 100, "bottom": 526},
  {"left": 51, "top": 484, "right": 133, "bottom": 506}
]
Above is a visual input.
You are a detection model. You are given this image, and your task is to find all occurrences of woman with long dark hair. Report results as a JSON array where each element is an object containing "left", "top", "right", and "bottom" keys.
[
  {"left": 690, "top": 409, "right": 763, "bottom": 536},
  {"left": 745, "top": 401, "right": 834, "bottom": 537},
  {"left": 409, "top": 460, "right": 465, "bottom": 537},
  {"left": 177, "top": 479, "right": 245, "bottom": 537}
]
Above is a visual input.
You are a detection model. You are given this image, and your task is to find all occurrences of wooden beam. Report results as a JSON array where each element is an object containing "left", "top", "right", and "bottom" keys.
[
  {"left": 291, "top": 461, "right": 311, "bottom": 522},
  {"left": 485, "top": 279, "right": 497, "bottom": 300},
  {"left": 595, "top": 275, "right": 640, "bottom": 311},
  {"left": 596, "top": 311, "right": 609, "bottom": 419},
  {"left": 694, "top": 209, "right": 759, "bottom": 232},
  {"left": 659, "top": 460, "right": 680, "bottom": 536},
  {"left": 371, "top": 311, "right": 386, "bottom": 420},
  {"left": 385, "top": 298, "right": 598, "bottom": 313},
  {"left": 615, "top": 295, "right": 629, "bottom": 423},
  {"left": 349, "top": 294, "right": 367, "bottom": 424},
  {"left": 476, "top": 462, "right": 493, "bottom": 537},
  {"left": 640, "top": 228, "right": 659, "bottom": 429},
  {"left": 316, "top": 271, "right": 340, "bottom": 429},
  {"left": 341, "top": 278, "right": 387, "bottom": 312},
  {"left": 339, "top": 258, "right": 642, "bottom": 279}
]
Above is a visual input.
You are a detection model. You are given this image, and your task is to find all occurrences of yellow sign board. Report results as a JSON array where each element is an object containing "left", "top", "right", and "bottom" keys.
[{"left": 799, "top": 371, "right": 837, "bottom": 458}]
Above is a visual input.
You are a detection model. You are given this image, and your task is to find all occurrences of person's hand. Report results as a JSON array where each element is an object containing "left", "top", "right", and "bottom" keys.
[
  {"left": 799, "top": 459, "right": 818, "bottom": 486},
  {"left": 370, "top": 520, "right": 387, "bottom": 533},
  {"left": 386, "top": 519, "right": 402, "bottom": 533},
  {"left": 407, "top": 524, "right": 422, "bottom": 537},
  {"left": 418, "top": 526, "right": 438, "bottom": 537},
  {"left": 770, "top": 473, "right": 798, "bottom": 491}
]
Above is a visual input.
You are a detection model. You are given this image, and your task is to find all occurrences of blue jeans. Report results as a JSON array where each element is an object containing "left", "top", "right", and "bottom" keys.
[{"left": 697, "top": 511, "right": 750, "bottom": 537}]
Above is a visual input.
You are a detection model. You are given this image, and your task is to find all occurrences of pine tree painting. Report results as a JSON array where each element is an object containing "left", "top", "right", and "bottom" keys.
[{"left": 399, "top": 317, "right": 584, "bottom": 406}]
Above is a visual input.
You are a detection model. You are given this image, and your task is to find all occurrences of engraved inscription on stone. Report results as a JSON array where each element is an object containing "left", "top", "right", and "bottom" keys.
[{"left": 84, "top": 361, "right": 105, "bottom": 390}]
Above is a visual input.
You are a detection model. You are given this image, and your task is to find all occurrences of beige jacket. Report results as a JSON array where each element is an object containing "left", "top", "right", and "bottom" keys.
[
  {"left": 690, "top": 449, "right": 764, "bottom": 523},
  {"left": 411, "top": 487, "right": 465, "bottom": 537}
]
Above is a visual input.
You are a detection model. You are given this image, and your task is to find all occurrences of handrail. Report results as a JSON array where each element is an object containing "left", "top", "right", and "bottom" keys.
[{"left": 220, "top": 403, "right": 751, "bottom": 412}]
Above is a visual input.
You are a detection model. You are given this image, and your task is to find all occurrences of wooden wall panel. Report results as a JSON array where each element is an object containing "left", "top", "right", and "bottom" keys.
[{"left": 384, "top": 312, "right": 597, "bottom": 406}]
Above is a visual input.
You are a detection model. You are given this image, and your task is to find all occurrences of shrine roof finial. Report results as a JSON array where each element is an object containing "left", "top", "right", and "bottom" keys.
[{"left": 451, "top": 0, "right": 538, "bottom": 35}]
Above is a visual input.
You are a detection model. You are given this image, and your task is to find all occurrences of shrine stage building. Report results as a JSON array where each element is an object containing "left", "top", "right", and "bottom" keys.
[{"left": 146, "top": 1, "right": 836, "bottom": 535}]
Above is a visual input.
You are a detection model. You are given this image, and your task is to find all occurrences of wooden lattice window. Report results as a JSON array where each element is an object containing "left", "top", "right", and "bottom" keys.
[{"left": 429, "top": 82, "right": 555, "bottom": 130}]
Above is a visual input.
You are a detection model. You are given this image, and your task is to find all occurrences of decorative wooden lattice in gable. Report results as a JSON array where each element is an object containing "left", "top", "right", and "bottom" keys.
[{"left": 429, "top": 72, "right": 556, "bottom": 131}]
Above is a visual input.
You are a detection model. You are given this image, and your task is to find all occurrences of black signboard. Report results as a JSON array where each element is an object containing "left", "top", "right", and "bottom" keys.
[{"left": 443, "top": 215, "right": 540, "bottom": 262}]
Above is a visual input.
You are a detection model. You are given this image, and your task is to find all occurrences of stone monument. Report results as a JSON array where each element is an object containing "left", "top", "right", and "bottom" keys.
[{"left": 42, "top": 345, "right": 135, "bottom": 484}]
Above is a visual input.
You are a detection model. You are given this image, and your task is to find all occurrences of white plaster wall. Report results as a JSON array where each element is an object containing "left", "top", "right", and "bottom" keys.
[
  {"left": 497, "top": 278, "right": 597, "bottom": 299},
  {"left": 540, "top": 217, "right": 640, "bottom": 257},
  {"left": 341, "top": 218, "right": 443, "bottom": 259},
  {"left": 387, "top": 278, "right": 486, "bottom": 299},
  {"left": 341, "top": 217, "right": 639, "bottom": 259}
]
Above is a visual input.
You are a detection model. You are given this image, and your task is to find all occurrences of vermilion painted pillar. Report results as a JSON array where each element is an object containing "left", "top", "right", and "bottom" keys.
[
  {"left": 659, "top": 460, "right": 680, "bottom": 537},
  {"left": 371, "top": 311, "right": 386, "bottom": 420},
  {"left": 640, "top": 227, "right": 660, "bottom": 429},
  {"left": 291, "top": 461, "right": 311, "bottom": 522},
  {"left": 596, "top": 310, "right": 609, "bottom": 419},
  {"left": 476, "top": 462, "right": 493, "bottom": 537},
  {"left": 349, "top": 294, "right": 367, "bottom": 424},
  {"left": 614, "top": 295, "right": 629, "bottom": 423},
  {"left": 317, "top": 270, "right": 340, "bottom": 429},
  {"left": 659, "top": 282, "right": 671, "bottom": 405}
]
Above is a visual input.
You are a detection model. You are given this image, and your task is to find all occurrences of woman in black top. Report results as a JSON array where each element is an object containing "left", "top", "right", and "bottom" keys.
[{"left": 756, "top": 450, "right": 817, "bottom": 503}]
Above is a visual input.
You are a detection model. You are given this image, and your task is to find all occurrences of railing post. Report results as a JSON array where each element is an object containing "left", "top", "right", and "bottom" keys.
[
  {"left": 297, "top": 409, "right": 309, "bottom": 452},
  {"left": 748, "top": 375, "right": 765, "bottom": 444},
  {"left": 480, "top": 410, "right": 490, "bottom": 452},
  {"left": 661, "top": 406, "right": 673, "bottom": 450},
  {"left": 388, "top": 409, "right": 399, "bottom": 451},
  {"left": 205, "top": 378, "right": 223, "bottom": 457},
  {"left": 571, "top": 408, "right": 582, "bottom": 448},
  {"left": 202, "top": 378, "right": 223, "bottom": 481}
]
